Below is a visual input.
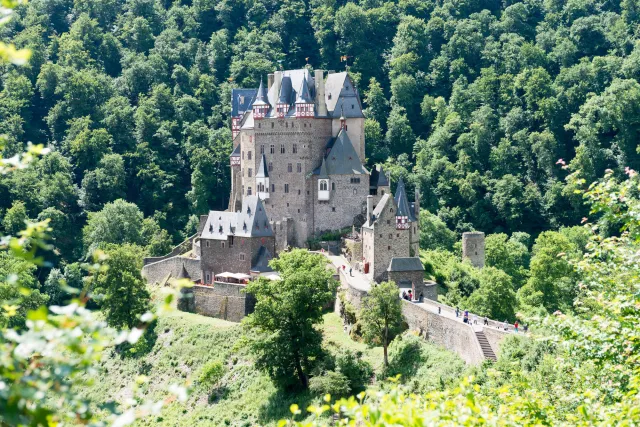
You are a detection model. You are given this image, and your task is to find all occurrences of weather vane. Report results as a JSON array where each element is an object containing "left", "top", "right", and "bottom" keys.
[{"left": 340, "top": 55, "right": 353, "bottom": 71}]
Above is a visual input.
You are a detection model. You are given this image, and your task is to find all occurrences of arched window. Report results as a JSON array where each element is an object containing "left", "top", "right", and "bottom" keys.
[{"left": 320, "top": 180, "right": 328, "bottom": 191}]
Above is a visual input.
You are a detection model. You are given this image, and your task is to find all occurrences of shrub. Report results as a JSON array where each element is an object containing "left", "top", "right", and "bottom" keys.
[
  {"left": 309, "top": 371, "right": 350, "bottom": 398},
  {"left": 199, "top": 361, "right": 225, "bottom": 387},
  {"left": 335, "top": 350, "right": 373, "bottom": 394}
]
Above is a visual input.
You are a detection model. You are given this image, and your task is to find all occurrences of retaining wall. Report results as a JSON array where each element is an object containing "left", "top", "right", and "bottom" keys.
[{"left": 192, "top": 283, "right": 254, "bottom": 323}]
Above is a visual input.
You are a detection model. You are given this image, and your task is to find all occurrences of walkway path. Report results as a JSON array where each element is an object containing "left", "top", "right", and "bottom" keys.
[{"left": 324, "top": 253, "right": 515, "bottom": 333}]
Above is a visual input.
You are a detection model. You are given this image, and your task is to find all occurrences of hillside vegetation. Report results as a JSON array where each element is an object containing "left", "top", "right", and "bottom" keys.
[
  {"left": 2, "top": 0, "right": 640, "bottom": 267},
  {"left": 77, "top": 310, "right": 465, "bottom": 426}
]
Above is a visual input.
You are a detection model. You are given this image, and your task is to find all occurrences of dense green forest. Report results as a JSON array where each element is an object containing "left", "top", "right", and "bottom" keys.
[{"left": 3, "top": 0, "right": 640, "bottom": 267}]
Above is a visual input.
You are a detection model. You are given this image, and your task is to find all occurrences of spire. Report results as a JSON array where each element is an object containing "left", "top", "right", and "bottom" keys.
[
  {"left": 394, "top": 177, "right": 412, "bottom": 218},
  {"left": 256, "top": 154, "right": 269, "bottom": 178},
  {"left": 318, "top": 157, "right": 329, "bottom": 178},
  {"left": 254, "top": 78, "right": 269, "bottom": 105},
  {"left": 295, "top": 78, "right": 313, "bottom": 103}
]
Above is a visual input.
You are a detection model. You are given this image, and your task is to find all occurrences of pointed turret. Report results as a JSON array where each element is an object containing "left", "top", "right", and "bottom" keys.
[
  {"left": 177, "top": 263, "right": 190, "bottom": 280},
  {"left": 295, "top": 78, "right": 314, "bottom": 118},
  {"left": 256, "top": 154, "right": 269, "bottom": 200},
  {"left": 394, "top": 177, "right": 413, "bottom": 229},
  {"left": 253, "top": 79, "right": 270, "bottom": 119}
]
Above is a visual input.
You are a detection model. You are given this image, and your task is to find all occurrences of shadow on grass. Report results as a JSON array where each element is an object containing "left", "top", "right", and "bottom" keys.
[
  {"left": 385, "top": 337, "right": 424, "bottom": 380},
  {"left": 208, "top": 386, "right": 230, "bottom": 404},
  {"left": 118, "top": 320, "right": 159, "bottom": 359},
  {"left": 258, "top": 389, "right": 315, "bottom": 425}
]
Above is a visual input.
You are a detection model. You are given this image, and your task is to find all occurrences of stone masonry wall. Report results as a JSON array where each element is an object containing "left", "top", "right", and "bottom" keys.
[
  {"left": 142, "top": 256, "right": 201, "bottom": 285},
  {"left": 312, "top": 174, "right": 368, "bottom": 235},
  {"left": 193, "top": 283, "right": 253, "bottom": 322},
  {"left": 370, "top": 201, "right": 410, "bottom": 282},
  {"left": 400, "top": 300, "right": 485, "bottom": 365}
]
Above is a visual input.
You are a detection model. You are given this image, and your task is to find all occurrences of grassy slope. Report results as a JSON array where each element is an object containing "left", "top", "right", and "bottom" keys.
[{"left": 80, "top": 309, "right": 464, "bottom": 426}]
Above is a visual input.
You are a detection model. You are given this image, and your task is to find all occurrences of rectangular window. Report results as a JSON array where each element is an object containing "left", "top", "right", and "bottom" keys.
[
  {"left": 240, "top": 253, "right": 245, "bottom": 261},
  {"left": 242, "top": 151, "right": 245, "bottom": 160},
  {"left": 296, "top": 163, "right": 301, "bottom": 173},
  {"left": 288, "top": 163, "right": 292, "bottom": 173},
  {"left": 221, "top": 242, "right": 225, "bottom": 248},
  {"left": 332, "top": 207, "right": 336, "bottom": 212},
  {"left": 206, "top": 273, "right": 210, "bottom": 283},
  {"left": 206, "top": 241, "right": 210, "bottom": 247},
  {"left": 350, "top": 177, "right": 361, "bottom": 184},
  {"left": 247, "top": 186, "right": 252, "bottom": 195},
  {"left": 284, "top": 184, "right": 289, "bottom": 193},
  {"left": 270, "top": 144, "right": 275, "bottom": 154},
  {"left": 389, "top": 234, "right": 393, "bottom": 239},
  {"left": 293, "top": 144, "right": 298, "bottom": 154},
  {"left": 280, "top": 144, "right": 285, "bottom": 154},
  {"left": 229, "top": 236, "right": 234, "bottom": 246},
  {"left": 268, "top": 162, "right": 273, "bottom": 172},
  {"left": 248, "top": 151, "right": 252, "bottom": 160},
  {"left": 248, "top": 168, "right": 253, "bottom": 177},
  {"left": 260, "top": 145, "right": 265, "bottom": 154},
  {"left": 271, "top": 183, "right": 275, "bottom": 192}
]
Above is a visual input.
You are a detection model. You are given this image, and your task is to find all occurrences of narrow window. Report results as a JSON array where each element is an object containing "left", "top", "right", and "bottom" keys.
[
  {"left": 271, "top": 183, "right": 275, "bottom": 192},
  {"left": 248, "top": 151, "right": 252, "bottom": 160},
  {"left": 242, "top": 151, "right": 245, "bottom": 160},
  {"left": 248, "top": 168, "right": 252, "bottom": 177},
  {"left": 222, "top": 242, "right": 225, "bottom": 248},
  {"left": 288, "top": 163, "right": 292, "bottom": 173},
  {"left": 270, "top": 144, "right": 275, "bottom": 154},
  {"left": 240, "top": 253, "right": 245, "bottom": 261},
  {"left": 268, "top": 162, "right": 273, "bottom": 172},
  {"left": 281, "top": 144, "right": 285, "bottom": 154},
  {"left": 284, "top": 184, "right": 289, "bottom": 193},
  {"left": 271, "top": 122, "right": 274, "bottom": 128},
  {"left": 332, "top": 207, "right": 336, "bottom": 212},
  {"left": 297, "top": 163, "right": 301, "bottom": 173},
  {"left": 247, "top": 186, "right": 252, "bottom": 195},
  {"left": 293, "top": 144, "right": 298, "bottom": 154},
  {"left": 206, "top": 241, "right": 210, "bottom": 247},
  {"left": 331, "top": 182, "right": 335, "bottom": 191},
  {"left": 260, "top": 145, "right": 264, "bottom": 154}
]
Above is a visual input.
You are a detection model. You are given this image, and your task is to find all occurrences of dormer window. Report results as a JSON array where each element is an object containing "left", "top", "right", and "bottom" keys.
[
  {"left": 218, "top": 225, "right": 222, "bottom": 233},
  {"left": 209, "top": 224, "right": 213, "bottom": 232}
]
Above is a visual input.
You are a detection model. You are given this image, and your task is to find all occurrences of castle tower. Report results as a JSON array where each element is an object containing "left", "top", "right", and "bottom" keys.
[
  {"left": 317, "top": 157, "right": 330, "bottom": 201},
  {"left": 295, "top": 79, "right": 314, "bottom": 117},
  {"left": 462, "top": 232, "right": 485, "bottom": 268},
  {"left": 252, "top": 79, "right": 270, "bottom": 119}
]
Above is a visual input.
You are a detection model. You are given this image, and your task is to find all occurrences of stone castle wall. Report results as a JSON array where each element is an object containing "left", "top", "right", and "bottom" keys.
[
  {"left": 143, "top": 235, "right": 196, "bottom": 266},
  {"left": 400, "top": 300, "right": 486, "bottom": 365},
  {"left": 312, "top": 174, "right": 368, "bottom": 235},
  {"left": 200, "top": 235, "right": 276, "bottom": 281},
  {"left": 192, "top": 283, "right": 255, "bottom": 323},
  {"left": 142, "top": 256, "right": 202, "bottom": 285},
  {"left": 368, "top": 203, "right": 411, "bottom": 282},
  {"left": 462, "top": 232, "right": 485, "bottom": 268}
]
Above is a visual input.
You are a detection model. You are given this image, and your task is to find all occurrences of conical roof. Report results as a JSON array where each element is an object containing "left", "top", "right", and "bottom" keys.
[
  {"left": 253, "top": 79, "right": 269, "bottom": 106},
  {"left": 278, "top": 76, "right": 293, "bottom": 104},
  {"left": 177, "top": 263, "right": 190, "bottom": 279},
  {"left": 295, "top": 78, "right": 313, "bottom": 103},
  {"left": 370, "top": 165, "right": 389, "bottom": 188},
  {"left": 256, "top": 154, "right": 269, "bottom": 178},
  {"left": 318, "top": 157, "right": 329, "bottom": 179},
  {"left": 394, "top": 177, "right": 413, "bottom": 220}
]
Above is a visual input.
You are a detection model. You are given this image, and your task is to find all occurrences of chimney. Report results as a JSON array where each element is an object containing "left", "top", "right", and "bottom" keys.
[
  {"left": 314, "top": 69, "right": 327, "bottom": 117},
  {"left": 267, "top": 73, "right": 274, "bottom": 90},
  {"left": 414, "top": 188, "right": 420, "bottom": 219},
  {"left": 367, "top": 195, "right": 373, "bottom": 223},
  {"left": 273, "top": 71, "right": 282, "bottom": 103}
]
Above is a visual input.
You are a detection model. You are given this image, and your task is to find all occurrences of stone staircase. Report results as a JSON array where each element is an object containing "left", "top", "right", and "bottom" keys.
[{"left": 475, "top": 331, "right": 497, "bottom": 361}]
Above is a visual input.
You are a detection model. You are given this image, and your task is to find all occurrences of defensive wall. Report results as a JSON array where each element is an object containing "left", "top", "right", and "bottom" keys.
[
  {"left": 143, "top": 234, "right": 196, "bottom": 266},
  {"left": 192, "top": 283, "right": 255, "bottom": 323},
  {"left": 333, "top": 265, "right": 509, "bottom": 364},
  {"left": 142, "top": 256, "right": 202, "bottom": 285}
]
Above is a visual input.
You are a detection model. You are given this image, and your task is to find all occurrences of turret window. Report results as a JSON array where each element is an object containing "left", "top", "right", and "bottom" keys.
[{"left": 320, "top": 181, "right": 328, "bottom": 191}]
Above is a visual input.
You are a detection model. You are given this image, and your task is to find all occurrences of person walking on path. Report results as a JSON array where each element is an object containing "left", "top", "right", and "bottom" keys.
[
  {"left": 408, "top": 290, "right": 413, "bottom": 301},
  {"left": 349, "top": 266, "right": 353, "bottom": 277},
  {"left": 523, "top": 324, "right": 528, "bottom": 333},
  {"left": 402, "top": 291, "right": 407, "bottom": 300},
  {"left": 483, "top": 316, "right": 488, "bottom": 326},
  {"left": 438, "top": 306, "right": 441, "bottom": 314},
  {"left": 455, "top": 307, "right": 460, "bottom": 318},
  {"left": 514, "top": 320, "right": 519, "bottom": 333}
]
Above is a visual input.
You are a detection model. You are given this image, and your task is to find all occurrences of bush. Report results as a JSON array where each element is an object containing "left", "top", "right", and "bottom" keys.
[
  {"left": 199, "top": 361, "right": 225, "bottom": 387},
  {"left": 335, "top": 350, "right": 373, "bottom": 394},
  {"left": 309, "top": 371, "right": 350, "bottom": 398}
]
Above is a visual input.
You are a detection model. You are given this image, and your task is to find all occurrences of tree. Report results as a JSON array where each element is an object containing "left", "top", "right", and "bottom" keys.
[
  {"left": 363, "top": 77, "right": 388, "bottom": 126},
  {"left": 466, "top": 266, "right": 517, "bottom": 321},
  {"left": 385, "top": 105, "right": 416, "bottom": 157},
  {"left": 244, "top": 249, "right": 337, "bottom": 389},
  {"left": 419, "top": 210, "right": 457, "bottom": 251},
  {"left": 83, "top": 199, "right": 145, "bottom": 253},
  {"left": 0, "top": 252, "right": 48, "bottom": 328},
  {"left": 94, "top": 244, "right": 150, "bottom": 329},
  {"left": 2, "top": 201, "right": 28, "bottom": 236},
  {"left": 359, "top": 281, "right": 403, "bottom": 368},
  {"left": 484, "top": 233, "right": 530, "bottom": 288}
]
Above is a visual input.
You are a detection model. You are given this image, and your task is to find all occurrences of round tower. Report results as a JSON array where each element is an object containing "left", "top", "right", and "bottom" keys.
[{"left": 462, "top": 232, "right": 485, "bottom": 268}]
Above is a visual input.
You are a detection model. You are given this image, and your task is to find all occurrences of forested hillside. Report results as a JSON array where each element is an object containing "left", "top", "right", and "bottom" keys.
[{"left": 1, "top": 0, "right": 639, "bottom": 263}]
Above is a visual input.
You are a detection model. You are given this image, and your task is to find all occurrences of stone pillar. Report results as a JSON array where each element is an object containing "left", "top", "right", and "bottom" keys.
[
  {"left": 366, "top": 195, "right": 373, "bottom": 223},
  {"left": 462, "top": 232, "right": 485, "bottom": 268},
  {"left": 315, "top": 69, "right": 327, "bottom": 117}
]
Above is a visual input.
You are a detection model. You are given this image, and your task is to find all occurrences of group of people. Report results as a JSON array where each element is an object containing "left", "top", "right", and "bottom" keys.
[
  {"left": 455, "top": 307, "right": 487, "bottom": 325},
  {"left": 401, "top": 290, "right": 424, "bottom": 302}
]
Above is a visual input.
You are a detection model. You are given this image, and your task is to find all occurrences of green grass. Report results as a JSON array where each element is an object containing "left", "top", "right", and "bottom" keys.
[{"left": 79, "top": 309, "right": 464, "bottom": 426}]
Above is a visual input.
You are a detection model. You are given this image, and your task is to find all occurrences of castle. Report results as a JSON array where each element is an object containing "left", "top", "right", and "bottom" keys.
[{"left": 142, "top": 69, "right": 424, "bottom": 321}]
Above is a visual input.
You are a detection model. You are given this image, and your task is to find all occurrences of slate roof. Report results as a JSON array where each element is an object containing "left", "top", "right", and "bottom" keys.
[
  {"left": 200, "top": 196, "right": 273, "bottom": 241},
  {"left": 387, "top": 257, "right": 424, "bottom": 272},
  {"left": 278, "top": 76, "right": 293, "bottom": 104},
  {"left": 324, "top": 72, "right": 364, "bottom": 118},
  {"left": 311, "top": 129, "right": 367, "bottom": 176},
  {"left": 230, "top": 144, "right": 240, "bottom": 158},
  {"left": 370, "top": 165, "right": 389, "bottom": 188},
  {"left": 267, "top": 69, "right": 315, "bottom": 112},
  {"left": 253, "top": 79, "right": 269, "bottom": 106},
  {"left": 295, "top": 78, "right": 313, "bottom": 103},
  {"left": 177, "top": 263, "right": 191, "bottom": 279},
  {"left": 251, "top": 246, "right": 274, "bottom": 273},
  {"left": 256, "top": 154, "right": 268, "bottom": 178},
  {"left": 363, "top": 193, "right": 392, "bottom": 228},
  {"left": 231, "top": 88, "right": 257, "bottom": 117},
  {"left": 317, "top": 157, "right": 329, "bottom": 179},
  {"left": 394, "top": 177, "right": 415, "bottom": 221}
]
